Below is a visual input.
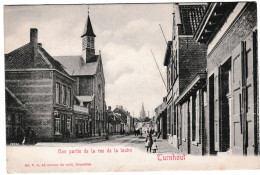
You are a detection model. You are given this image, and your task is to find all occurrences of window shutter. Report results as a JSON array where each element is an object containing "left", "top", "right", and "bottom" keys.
[
  {"left": 196, "top": 90, "right": 200, "bottom": 143},
  {"left": 214, "top": 67, "right": 220, "bottom": 151},
  {"left": 189, "top": 96, "right": 193, "bottom": 141},
  {"left": 231, "top": 41, "right": 244, "bottom": 154},
  {"left": 244, "top": 32, "right": 257, "bottom": 155}
]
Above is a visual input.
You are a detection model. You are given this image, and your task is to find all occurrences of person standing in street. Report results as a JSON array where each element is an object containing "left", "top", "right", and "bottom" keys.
[
  {"left": 145, "top": 133, "right": 153, "bottom": 153},
  {"left": 152, "top": 139, "right": 158, "bottom": 153}
]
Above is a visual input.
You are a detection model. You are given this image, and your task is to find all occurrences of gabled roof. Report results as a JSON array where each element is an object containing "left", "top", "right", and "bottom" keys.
[
  {"left": 82, "top": 15, "right": 96, "bottom": 37},
  {"left": 177, "top": 4, "right": 207, "bottom": 35},
  {"left": 54, "top": 55, "right": 99, "bottom": 76},
  {"left": 5, "top": 42, "right": 69, "bottom": 76},
  {"left": 114, "top": 113, "right": 126, "bottom": 123}
]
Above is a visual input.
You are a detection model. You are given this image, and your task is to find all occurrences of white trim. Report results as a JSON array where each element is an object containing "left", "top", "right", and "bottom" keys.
[
  {"left": 178, "top": 35, "right": 193, "bottom": 38},
  {"left": 208, "top": 3, "right": 247, "bottom": 54}
]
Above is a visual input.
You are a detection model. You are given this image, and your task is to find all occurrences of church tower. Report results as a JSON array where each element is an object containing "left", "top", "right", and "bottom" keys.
[
  {"left": 81, "top": 11, "right": 96, "bottom": 63},
  {"left": 140, "top": 102, "right": 146, "bottom": 118}
]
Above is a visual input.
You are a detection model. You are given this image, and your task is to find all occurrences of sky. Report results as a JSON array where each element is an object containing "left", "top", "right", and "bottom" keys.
[{"left": 4, "top": 4, "right": 173, "bottom": 118}]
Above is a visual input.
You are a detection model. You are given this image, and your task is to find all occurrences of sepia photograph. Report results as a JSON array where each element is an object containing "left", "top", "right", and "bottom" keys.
[{"left": 3, "top": 1, "right": 260, "bottom": 173}]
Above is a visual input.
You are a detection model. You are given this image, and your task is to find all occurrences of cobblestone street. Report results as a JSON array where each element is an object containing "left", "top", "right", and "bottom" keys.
[{"left": 36, "top": 134, "right": 178, "bottom": 153}]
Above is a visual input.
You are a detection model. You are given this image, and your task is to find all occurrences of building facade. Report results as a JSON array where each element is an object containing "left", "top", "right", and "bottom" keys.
[
  {"left": 194, "top": 2, "right": 258, "bottom": 155},
  {"left": 54, "top": 13, "right": 106, "bottom": 137},
  {"left": 164, "top": 3, "right": 207, "bottom": 149},
  {"left": 154, "top": 98, "right": 167, "bottom": 139},
  {"left": 5, "top": 28, "right": 75, "bottom": 141}
]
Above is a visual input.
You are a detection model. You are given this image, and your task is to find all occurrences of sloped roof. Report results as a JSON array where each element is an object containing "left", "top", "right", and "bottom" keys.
[
  {"left": 5, "top": 42, "right": 69, "bottom": 76},
  {"left": 179, "top": 5, "right": 207, "bottom": 35},
  {"left": 6, "top": 87, "right": 26, "bottom": 111},
  {"left": 53, "top": 55, "right": 99, "bottom": 76},
  {"left": 82, "top": 15, "right": 96, "bottom": 37}
]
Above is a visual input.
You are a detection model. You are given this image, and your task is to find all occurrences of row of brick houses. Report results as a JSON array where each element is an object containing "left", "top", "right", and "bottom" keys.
[
  {"left": 106, "top": 106, "right": 135, "bottom": 134},
  {"left": 158, "top": 2, "right": 258, "bottom": 156},
  {"left": 5, "top": 13, "right": 107, "bottom": 142}
]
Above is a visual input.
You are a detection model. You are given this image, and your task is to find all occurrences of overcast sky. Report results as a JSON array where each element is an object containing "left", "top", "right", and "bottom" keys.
[{"left": 4, "top": 4, "right": 173, "bottom": 117}]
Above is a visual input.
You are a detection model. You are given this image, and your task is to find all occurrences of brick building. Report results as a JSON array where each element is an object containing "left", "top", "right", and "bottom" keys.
[
  {"left": 54, "top": 13, "right": 106, "bottom": 137},
  {"left": 194, "top": 2, "right": 258, "bottom": 155},
  {"left": 107, "top": 106, "right": 122, "bottom": 134},
  {"left": 163, "top": 3, "right": 207, "bottom": 151},
  {"left": 113, "top": 106, "right": 135, "bottom": 133},
  {"left": 154, "top": 98, "right": 167, "bottom": 139},
  {"left": 6, "top": 87, "right": 27, "bottom": 144},
  {"left": 5, "top": 28, "right": 76, "bottom": 141}
]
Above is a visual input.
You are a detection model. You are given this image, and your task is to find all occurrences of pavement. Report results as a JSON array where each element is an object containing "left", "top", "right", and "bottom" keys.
[{"left": 35, "top": 134, "right": 179, "bottom": 153}]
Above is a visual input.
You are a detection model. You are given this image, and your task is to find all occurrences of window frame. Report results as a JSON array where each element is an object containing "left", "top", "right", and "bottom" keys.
[
  {"left": 56, "top": 82, "right": 60, "bottom": 104},
  {"left": 55, "top": 116, "right": 61, "bottom": 135}
]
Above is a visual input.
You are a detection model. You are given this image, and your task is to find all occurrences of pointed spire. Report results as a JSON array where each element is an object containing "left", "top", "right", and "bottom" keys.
[
  {"left": 81, "top": 7, "right": 96, "bottom": 38},
  {"left": 140, "top": 102, "right": 146, "bottom": 118}
]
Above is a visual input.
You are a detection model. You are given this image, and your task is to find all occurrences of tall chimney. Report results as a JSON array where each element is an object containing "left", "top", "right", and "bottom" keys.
[
  {"left": 30, "top": 28, "right": 38, "bottom": 67},
  {"left": 30, "top": 28, "right": 38, "bottom": 46}
]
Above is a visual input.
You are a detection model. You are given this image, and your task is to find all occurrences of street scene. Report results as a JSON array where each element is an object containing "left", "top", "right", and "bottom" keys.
[{"left": 4, "top": 2, "right": 259, "bottom": 158}]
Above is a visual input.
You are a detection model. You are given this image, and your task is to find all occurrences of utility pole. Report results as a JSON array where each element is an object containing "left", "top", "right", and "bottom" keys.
[{"left": 151, "top": 49, "right": 167, "bottom": 90}]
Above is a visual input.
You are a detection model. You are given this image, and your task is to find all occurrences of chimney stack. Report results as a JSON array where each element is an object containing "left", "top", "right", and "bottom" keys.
[
  {"left": 30, "top": 28, "right": 38, "bottom": 46},
  {"left": 30, "top": 28, "right": 38, "bottom": 67},
  {"left": 108, "top": 106, "right": 111, "bottom": 111}
]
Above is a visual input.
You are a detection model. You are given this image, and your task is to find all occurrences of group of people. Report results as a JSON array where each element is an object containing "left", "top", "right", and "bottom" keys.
[
  {"left": 134, "top": 129, "right": 142, "bottom": 136},
  {"left": 18, "top": 127, "right": 37, "bottom": 145},
  {"left": 145, "top": 133, "right": 158, "bottom": 153}
]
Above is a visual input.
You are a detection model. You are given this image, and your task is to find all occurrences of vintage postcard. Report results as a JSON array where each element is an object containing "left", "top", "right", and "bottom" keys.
[{"left": 4, "top": 2, "right": 260, "bottom": 173}]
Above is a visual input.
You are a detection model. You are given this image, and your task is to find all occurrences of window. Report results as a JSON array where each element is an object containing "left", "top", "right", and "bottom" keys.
[
  {"left": 67, "top": 88, "right": 71, "bottom": 106},
  {"left": 55, "top": 117, "right": 61, "bottom": 135},
  {"left": 85, "top": 119, "right": 88, "bottom": 133},
  {"left": 16, "top": 114, "right": 22, "bottom": 123},
  {"left": 56, "top": 83, "right": 60, "bottom": 104},
  {"left": 78, "top": 118, "right": 82, "bottom": 133},
  {"left": 98, "top": 84, "right": 101, "bottom": 99},
  {"left": 191, "top": 90, "right": 201, "bottom": 143},
  {"left": 203, "top": 91, "right": 207, "bottom": 107},
  {"left": 61, "top": 85, "right": 66, "bottom": 105},
  {"left": 192, "top": 95, "right": 196, "bottom": 141},
  {"left": 87, "top": 36, "right": 91, "bottom": 48},
  {"left": 90, "top": 37, "right": 94, "bottom": 49},
  {"left": 195, "top": 91, "right": 200, "bottom": 143},
  {"left": 82, "top": 37, "right": 87, "bottom": 49}
]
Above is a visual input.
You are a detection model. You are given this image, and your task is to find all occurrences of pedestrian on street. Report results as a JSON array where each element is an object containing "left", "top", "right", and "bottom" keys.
[
  {"left": 152, "top": 139, "right": 158, "bottom": 153},
  {"left": 145, "top": 134, "right": 153, "bottom": 153},
  {"left": 65, "top": 129, "right": 71, "bottom": 142}
]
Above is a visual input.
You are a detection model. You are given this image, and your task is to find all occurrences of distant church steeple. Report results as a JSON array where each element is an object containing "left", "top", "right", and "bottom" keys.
[
  {"left": 140, "top": 102, "right": 146, "bottom": 118},
  {"left": 81, "top": 7, "right": 96, "bottom": 63}
]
